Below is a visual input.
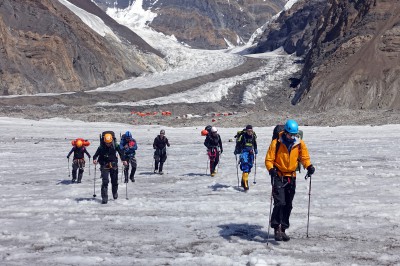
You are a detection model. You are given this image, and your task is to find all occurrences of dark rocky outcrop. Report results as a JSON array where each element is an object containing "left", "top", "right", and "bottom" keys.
[
  {"left": 252, "top": 0, "right": 327, "bottom": 56},
  {"left": 0, "top": 0, "right": 165, "bottom": 95},
  {"left": 253, "top": 0, "right": 400, "bottom": 111},
  {"left": 293, "top": 0, "right": 400, "bottom": 110}
]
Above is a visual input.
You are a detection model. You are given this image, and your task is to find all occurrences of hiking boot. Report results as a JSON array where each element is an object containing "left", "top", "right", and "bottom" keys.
[
  {"left": 102, "top": 199, "right": 108, "bottom": 204},
  {"left": 159, "top": 171, "right": 164, "bottom": 175},
  {"left": 124, "top": 177, "right": 129, "bottom": 183},
  {"left": 242, "top": 173, "right": 249, "bottom": 190},
  {"left": 113, "top": 192, "right": 118, "bottom": 200},
  {"left": 274, "top": 227, "right": 283, "bottom": 241},
  {"left": 154, "top": 170, "right": 157, "bottom": 174},
  {"left": 210, "top": 172, "right": 215, "bottom": 177},
  {"left": 71, "top": 178, "right": 76, "bottom": 183},
  {"left": 281, "top": 229, "right": 290, "bottom": 241}
]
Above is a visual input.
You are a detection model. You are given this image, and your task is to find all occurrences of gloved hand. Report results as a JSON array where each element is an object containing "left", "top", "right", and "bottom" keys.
[
  {"left": 88, "top": 155, "right": 91, "bottom": 159},
  {"left": 269, "top": 168, "right": 278, "bottom": 185},
  {"left": 67, "top": 156, "right": 70, "bottom": 159},
  {"left": 269, "top": 167, "right": 278, "bottom": 178},
  {"left": 307, "top": 165, "right": 315, "bottom": 176},
  {"left": 233, "top": 151, "right": 237, "bottom": 155},
  {"left": 254, "top": 149, "right": 258, "bottom": 155},
  {"left": 220, "top": 148, "right": 223, "bottom": 154},
  {"left": 93, "top": 160, "right": 98, "bottom": 165}
]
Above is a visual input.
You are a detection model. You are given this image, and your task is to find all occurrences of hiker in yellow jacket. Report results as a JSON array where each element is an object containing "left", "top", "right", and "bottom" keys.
[{"left": 265, "top": 119, "right": 315, "bottom": 242}]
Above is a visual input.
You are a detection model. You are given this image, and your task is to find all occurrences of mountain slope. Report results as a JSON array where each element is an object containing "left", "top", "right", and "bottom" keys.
[
  {"left": 294, "top": 0, "right": 400, "bottom": 110},
  {"left": 254, "top": 0, "right": 400, "bottom": 110},
  {"left": 0, "top": 0, "right": 165, "bottom": 95},
  {"left": 94, "top": 0, "right": 286, "bottom": 49}
]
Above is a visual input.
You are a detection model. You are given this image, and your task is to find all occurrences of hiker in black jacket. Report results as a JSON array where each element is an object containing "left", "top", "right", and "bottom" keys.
[
  {"left": 93, "top": 133, "right": 127, "bottom": 204},
  {"left": 153, "top": 129, "right": 170, "bottom": 175},
  {"left": 204, "top": 127, "right": 223, "bottom": 176}
]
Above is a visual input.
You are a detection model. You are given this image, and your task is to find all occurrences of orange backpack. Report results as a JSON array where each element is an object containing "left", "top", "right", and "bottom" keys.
[{"left": 71, "top": 138, "right": 90, "bottom": 147}]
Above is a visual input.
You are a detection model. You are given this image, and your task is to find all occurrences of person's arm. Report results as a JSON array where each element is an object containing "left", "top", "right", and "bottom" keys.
[
  {"left": 265, "top": 139, "right": 277, "bottom": 171},
  {"left": 116, "top": 145, "right": 126, "bottom": 161},
  {"left": 166, "top": 138, "right": 170, "bottom": 147},
  {"left": 204, "top": 136, "right": 209, "bottom": 148},
  {"left": 299, "top": 140, "right": 311, "bottom": 169},
  {"left": 84, "top": 148, "right": 91, "bottom": 158},
  {"left": 67, "top": 147, "right": 74, "bottom": 158},
  {"left": 131, "top": 138, "right": 138, "bottom": 150},
  {"left": 218, "top": 135, "right": 223, "bottom": 153},
  {"left": 93, "top": 147, "right": 101, "bottom": 161},
  {"left": 153, "top": 137, "right": 157, "bottom": 149}
]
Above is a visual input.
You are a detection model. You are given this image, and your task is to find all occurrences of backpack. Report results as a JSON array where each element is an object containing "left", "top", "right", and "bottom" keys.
[
  {"left": 234, "top": 129, "right": 257, "bottom": 154},
  {"left": 99, "top": 131, "right": 117, "bottom": 148},
  {"left": 71, "top": 138, "right": 90, "bottom": 147},
  {"left": 272, "top": 125, "right": 303, "bottom": 172},
  {"left": 201, "top": 125, "right": 212, "bottom": 136}
]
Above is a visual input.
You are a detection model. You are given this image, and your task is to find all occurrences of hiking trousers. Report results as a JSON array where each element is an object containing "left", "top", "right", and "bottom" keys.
[
  {"left": 100, "top": 165, "right": 118, "bottom": 200},
  {"left": 271, "top": 176, "right": 296, "bottom": 230},
  {"left": 124, "top": 157, "right": 137, "bottom": 179},
  {"left": 72, "top": 159, "right": 85, "bottom": 182},
  {"left": 154, "top": 149, "right": 167, "bottom": 172},
  {"left": 207, "top": 147, "right": 220, "bottom": 173}
]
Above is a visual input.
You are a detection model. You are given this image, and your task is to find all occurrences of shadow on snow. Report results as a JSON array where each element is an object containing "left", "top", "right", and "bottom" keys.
[{"left": 218, "top": 223, "right": 278, "bottom": 245}]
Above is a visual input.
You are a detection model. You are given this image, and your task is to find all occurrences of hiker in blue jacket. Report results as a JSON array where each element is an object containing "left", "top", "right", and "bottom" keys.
[{"left": 120, "top": 131, "right": 138, "bottom": 183}]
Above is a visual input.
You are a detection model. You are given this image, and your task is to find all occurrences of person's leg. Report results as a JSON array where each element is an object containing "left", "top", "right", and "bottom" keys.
[
  {"left": 110, "top": 167, "right": 118, "bottom": 199},
  {"left": 124, "top": 162, "right": 129, "bottom": 183},
  {"left": 281, "top": 179, "right": 296, "bottom": 241},
  {"left": 77, "top": 160, "right": 85, "bottom": 183},
  {"left": 240, "top": 152, "right": 250, "bottom": 189},
  {"left": 213, "top": 151, "right": 220, "bottom": 173},
  {"left": 159, "top": 154, "right": 167, "bottom": 173},
  {"left": 101, "top": 167, "right": 110, "bottom": 204},
  {"left": 154, "top": 152, "right": 160, "bottom": 173},
  {"left": 271, "top": 176, "right": 286, "bottom": 241},
  {"left": 130, "top": 158, "right": 137, "bottom": 181},
  {"left": 71, "top": 161, "right": 79, "bottom": 182}
]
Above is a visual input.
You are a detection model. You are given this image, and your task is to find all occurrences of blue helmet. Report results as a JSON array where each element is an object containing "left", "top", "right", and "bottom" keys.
[
  {"left": 284, "top": 119, "right": 299, "bottom": 134},
  {"left": 125, "top": 131, "right": 132, "bottom": 139}
]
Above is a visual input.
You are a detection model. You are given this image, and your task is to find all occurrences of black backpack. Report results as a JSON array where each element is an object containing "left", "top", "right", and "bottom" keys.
[
  {"left": 99, "top": 131, "right": 117, "bottom": 148},
  {"left": 205, "top": 125, "right": 212, "bottom": 134},
  {"left": 234, "top": 129, "right": 257, "bottom": 154}
]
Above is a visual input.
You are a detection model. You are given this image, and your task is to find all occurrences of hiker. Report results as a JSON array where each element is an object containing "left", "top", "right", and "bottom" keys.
[
  {"left": 234, "top": 125, "right": 257, "bottom": 190},
  {"left": 204, "top": 127, "right": 223, "bottom": 177},
  {"left": 153, "top": 129, "right": 170, "bottom": 175},
  {"left": 67, "top": 139, "right": 91, "bottom": 183},
  {"left": 265, "top": 119, "right": 315, "bottom": 241},
  {"left": 120, "top": 131, "right": 138, "bottom": 183},
  {"left": 93, "top": 132, "right": 127, "bottom": 204}
]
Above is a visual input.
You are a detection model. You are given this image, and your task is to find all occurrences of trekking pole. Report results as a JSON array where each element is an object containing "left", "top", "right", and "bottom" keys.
[
  {"left": 253, "top": 154, "right": 257, "bottom": 184},
  {"left": 88, "top": 158, "right": 91, "bottom": 176},
  {"left": 266, "top": 177, "right": 274, "bottom": 246},
  {"left": 121, "top": 164, "right": 124, "bottom": 184},
  {"left": 206, "top": 157, "right": 209, "bottom": 175},
  {"left": 235, "top": 154, "right": 239, "bottom": 188},
  {"left": 166, "top": 151, "right": 169, "bottom": 174},
  {"left": 93, "top": 165, "right": 97, "bottom": 198},
  {"left": 126, "top": 181, "right": 128, "bottom": 200},
  {"left": 67, "top": 158, "right": 70, "bottom": 178},
  {"left": 305, "top": 173, "right": 312, "bottom": 238}
]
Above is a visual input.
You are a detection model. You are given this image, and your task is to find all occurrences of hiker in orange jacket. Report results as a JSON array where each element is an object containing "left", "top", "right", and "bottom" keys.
[{"left": 265, "top": 119, "right": 315, "bottom": 242}]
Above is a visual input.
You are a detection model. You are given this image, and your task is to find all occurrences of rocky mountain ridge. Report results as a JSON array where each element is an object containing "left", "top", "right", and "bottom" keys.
[
  {"left": 253, "top": 0, "right": 400, "bottom": 111},
  {"left": 0, "top": 0, "right": 166, "bottom": 95},
  {"left": 93, "top": 0, "right": 286, "bottom": 49}
]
